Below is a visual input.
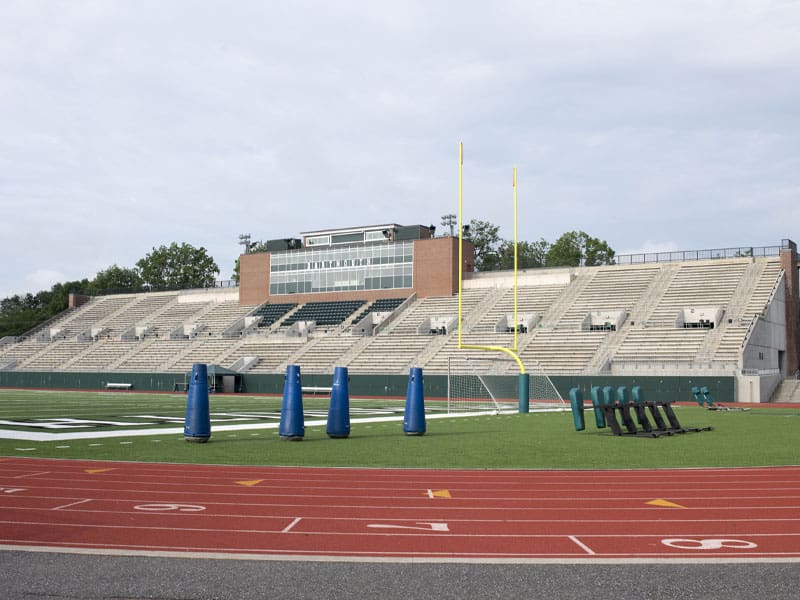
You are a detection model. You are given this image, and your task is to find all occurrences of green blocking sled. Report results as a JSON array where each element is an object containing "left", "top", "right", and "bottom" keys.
[{"left": 573, "top": 385, "right": 713, "bottom": 437}]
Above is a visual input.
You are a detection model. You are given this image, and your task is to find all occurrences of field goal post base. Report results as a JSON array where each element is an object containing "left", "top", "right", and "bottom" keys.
[{"left": 518, "top": 372, "right": 530, "bottom": 414}]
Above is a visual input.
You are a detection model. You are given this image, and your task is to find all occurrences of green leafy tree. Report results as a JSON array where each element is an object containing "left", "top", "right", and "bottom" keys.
[
  {"left": 0, "top": 278, "right": 90, "bottom": 337},
  {"left": 45, "top": 279, "right": 91, "bottom": 317},
  {"left": 463, "top": 219, "right": 503, "bottom": 271},
  {"left": 546, "top": 230, "right": 615, "bottom": 267},
  {"left": 497, "top": 239, "right": 550, "bottom": 270},
  {"left": 136, "top": 242, "right": 220, "bottom": 289},
  {"left": 90, "top": 264, "right": 143, "bottom": 293},
  {"left": 0, "top": 294, "right": 42, "bottom": 337}
]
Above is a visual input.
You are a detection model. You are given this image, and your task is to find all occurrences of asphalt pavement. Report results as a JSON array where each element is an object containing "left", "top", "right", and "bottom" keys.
[{"left": 1, "top": 550, "right": 799, "bottom": 600}]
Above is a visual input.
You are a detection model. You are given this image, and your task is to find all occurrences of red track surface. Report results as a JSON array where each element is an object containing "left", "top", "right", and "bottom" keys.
[{"left": 1, "top": 457, "right": 799, "bottom": 561}]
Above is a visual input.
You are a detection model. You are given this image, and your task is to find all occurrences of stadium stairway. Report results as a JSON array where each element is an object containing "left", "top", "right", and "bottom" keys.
[
  {"left": 645, "top": 260, "right": 749, "bottom": 325},
  {"left": 460, "top": 287, "right": 507, "bottom": 333},
  {"left": 697, "top": 258, "right": 782, "bottom": 367},
  {"left": 584, "top": 265, "right": 672, "bottom": 372},
  {"left": 345, "top": 334, "right": 432, "bottom": 374},
  {"left": 771, "top": 378, "right": 800, "bottom": 403},
  {"left": 535, "top": 270, "right": 594, "bottom": 328},
  {"left": 282, "top": 335, "right": 362, "bottom": 374},
  {"left": 223, "top": 337, "right": 307, "bottom": 373}
]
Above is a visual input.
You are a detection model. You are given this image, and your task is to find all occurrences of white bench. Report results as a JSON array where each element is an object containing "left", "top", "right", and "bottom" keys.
[
  {"left": 302, "top": 386, "right": 332, "bottom": 395},
  {"left": 105, "top": 382, "right": 133, "bottom": 390}
]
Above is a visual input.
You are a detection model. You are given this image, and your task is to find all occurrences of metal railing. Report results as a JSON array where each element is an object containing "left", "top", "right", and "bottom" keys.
[
  {"left": 72, "top": 279, "right": 240, "bottom": 297},
  {"left": 740, "top": 368, "right": 781, "bottom": 376},
  {"left": 615, "top": 244, "right": 783, "bottom": 266}
]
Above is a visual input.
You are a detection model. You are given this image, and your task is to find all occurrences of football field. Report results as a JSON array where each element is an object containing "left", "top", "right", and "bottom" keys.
[{"left": 0, "top": 388, "right": 798, "bottom": 469}]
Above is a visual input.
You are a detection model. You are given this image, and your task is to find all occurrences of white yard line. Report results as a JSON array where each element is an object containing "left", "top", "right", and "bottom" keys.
[{"left": 0, "top": 411, "right": 505, "bottom": 442}]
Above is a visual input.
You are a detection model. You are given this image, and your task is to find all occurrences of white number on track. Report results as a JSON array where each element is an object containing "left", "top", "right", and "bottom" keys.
[
  {"left": 134, "top": 503, "right": 206, "bottom": 512},
  {"left": 367, "top": 522, "right": 449, "bottom": 532},
  {"left": 661, "top": 538, "right": 757, "bottom": 550}
]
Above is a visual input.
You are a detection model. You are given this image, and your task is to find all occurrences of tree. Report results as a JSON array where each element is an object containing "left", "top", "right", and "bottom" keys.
[
  {"left": 463, "top": 219, "right": 503, "bottom": 271},
  {"left": 90, "top": 264, "right": 143, "bottom": 293},
  {"left": 136, "top": 242, "right": 220, "bottom": 289},
  {"left": 546, "top": 231, "right": 615, "bottom": 267},
  {"left": 45, "top": 279, "right": 91, "bottom": 318},
  {"left": 583, "top": 234, "right": 615, "bottom": 266},
  {"left": 0, "top": 294, "right": 43, "bottom": 337},
  {"left": 497, "top": 239, "right": 550, "bottom": 270},
  {"left": 0, "top": 278, "right": 90, "bottom": 337}
]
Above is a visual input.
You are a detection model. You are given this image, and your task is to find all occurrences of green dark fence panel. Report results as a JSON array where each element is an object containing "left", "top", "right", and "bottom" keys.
[
  {"left": 0, "top": 371, "right": 187, "bottom": 392},
  {"left": 0, "top": 369, "right": 734, "bottom": 405},
  {"left": 241, "top": 373, "right": 445, "bottom": 400}
]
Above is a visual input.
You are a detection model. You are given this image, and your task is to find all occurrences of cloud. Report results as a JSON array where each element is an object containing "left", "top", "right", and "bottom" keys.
[
  {"left": 0, "top": 1, "right": 798, "bottom": 299},
  {"left": 2, "top": 269, "right": 69, "bottom": 299}
]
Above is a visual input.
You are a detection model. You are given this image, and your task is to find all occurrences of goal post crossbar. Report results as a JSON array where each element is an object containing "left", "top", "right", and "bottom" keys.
[{"left": 458, "top": 344, "right": 526, "bottom": 374}]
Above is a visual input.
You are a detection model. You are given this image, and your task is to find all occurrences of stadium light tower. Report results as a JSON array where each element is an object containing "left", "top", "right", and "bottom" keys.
[
  {"left": 238, "top": 233, "right": 252, "bottom": 254},
  {"left": 441, "top": 213, "right": 457, "bottom": 237}
]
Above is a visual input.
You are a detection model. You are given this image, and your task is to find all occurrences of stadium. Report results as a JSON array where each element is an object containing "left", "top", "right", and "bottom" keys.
[
  {"left": 2, "top": 224, "right": 800, "bottom": 595},
  {"left": 0, "top": 225, "right": 798, "bottom": 405},
  {"left": 4, "top": 2, "right": 800, "bottom": 596}
]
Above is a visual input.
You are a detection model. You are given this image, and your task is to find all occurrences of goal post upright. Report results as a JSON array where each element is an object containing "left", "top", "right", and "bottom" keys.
[{"left": 457, "top": 142, "right": 530, "bottom": 413}]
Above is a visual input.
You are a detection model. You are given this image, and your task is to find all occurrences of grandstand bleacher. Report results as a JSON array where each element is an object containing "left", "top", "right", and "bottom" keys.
[{"left": 0, "top": 246, "right": 796, "bottom": 403}]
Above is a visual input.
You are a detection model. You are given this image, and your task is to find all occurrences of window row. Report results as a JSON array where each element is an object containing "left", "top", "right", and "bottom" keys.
[
  {"left": 270, "top": 265, "right": 413, "bottom": 295},
  {"left": 270, "top": 241, "right": 413, "bottom": 274}
]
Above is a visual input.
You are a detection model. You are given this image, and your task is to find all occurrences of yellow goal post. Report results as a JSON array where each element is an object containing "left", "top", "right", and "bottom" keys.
[{"left": 457, "top": 142, "right": 530, "bottom": 413}]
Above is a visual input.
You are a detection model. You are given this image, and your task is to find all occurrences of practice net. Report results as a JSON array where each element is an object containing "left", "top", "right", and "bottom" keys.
[{"left": 447, "top": 355, "right": 566, "bottom": 414}]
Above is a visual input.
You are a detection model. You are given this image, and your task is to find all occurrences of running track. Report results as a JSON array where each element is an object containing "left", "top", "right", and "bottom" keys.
[{"left": 1, "top": 457, "right": 799, "bottom": 562}]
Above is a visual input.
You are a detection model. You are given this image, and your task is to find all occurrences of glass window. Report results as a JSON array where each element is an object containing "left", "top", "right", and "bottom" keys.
[
  {"left": 269, "top": 240, "right": 414, "bottom": 295},
  {"left": 305, "top": 235, "right": 330, "bottom": 247},
  {"left": 332, "top": 232, "right": 364, "bottom": 244}
]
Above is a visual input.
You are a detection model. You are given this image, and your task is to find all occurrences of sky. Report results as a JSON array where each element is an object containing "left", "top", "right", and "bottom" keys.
[{"left": 1, "top": 0, "right": 799, "bottom": 299}]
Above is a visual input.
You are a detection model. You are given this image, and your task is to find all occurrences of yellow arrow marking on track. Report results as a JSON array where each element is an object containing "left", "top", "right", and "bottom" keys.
[
  {"left": 85, "top": 468, "right": 115, "bottom": 474},
  {"left": 646, "top": 498, "right": 686, "bottom": 508},
  {"left": 236, "top": 479, "right": 264, "bottom": 487},
  {"left": 426, "top": 489, "right": 452, "bottom": 499}
]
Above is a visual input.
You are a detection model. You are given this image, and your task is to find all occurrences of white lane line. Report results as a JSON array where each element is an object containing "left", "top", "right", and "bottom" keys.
[
  {"left": 14, "top": 471, "right": 50, "bottom": 479},
  {"left": 568, "top": 535, "right": 596, "bottom": 555},
  {"left": 53, "top": 499, "right": 92, "bottom": 511},
  {"left": 282, "top": 517, "right": 302, "bottom": 533}
]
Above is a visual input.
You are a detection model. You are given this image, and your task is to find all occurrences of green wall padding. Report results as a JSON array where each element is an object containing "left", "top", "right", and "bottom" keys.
[{"left": 0, "top": 370, "right": 734, "bottom": 404}]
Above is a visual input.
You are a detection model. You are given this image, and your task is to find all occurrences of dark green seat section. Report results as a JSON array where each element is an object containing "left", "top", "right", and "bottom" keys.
[
  {"left": 353, "top": 297, "right": 407, "bottom": 325},
  {"left": 283, "top": 300, "right": 366, "bottom": 327},
  {"left": 368, "top": 297, "right": 407, "bottom": 313},
  {"left": 252, "top": 303, "right": 298, "bottom": 328}
]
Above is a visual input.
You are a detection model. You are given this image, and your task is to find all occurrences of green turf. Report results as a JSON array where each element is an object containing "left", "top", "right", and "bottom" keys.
[{"left": 0, "top": 389, "right": 798, "bottom": 469}]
